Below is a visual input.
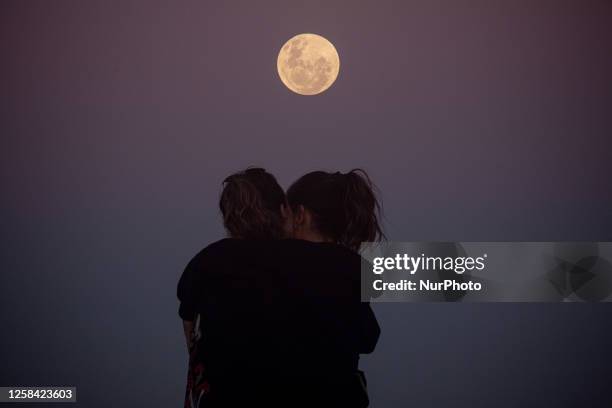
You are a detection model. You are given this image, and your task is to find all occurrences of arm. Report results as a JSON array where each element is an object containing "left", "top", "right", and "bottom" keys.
[
  {"left": 183, "top": 320, "right": 195, "bottom": 353},
  {"left": 355, "top": 256, "right": 380, "bottom": 353},
  {"left": 358, "top": 302, "right": 380, "bottom": 354},
  {"left": 177, "top": 258, "right": 199, "bottom": 353}
]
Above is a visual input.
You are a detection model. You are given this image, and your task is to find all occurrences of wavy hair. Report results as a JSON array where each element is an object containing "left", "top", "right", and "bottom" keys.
[
  {"left": 286, "top": 169, "right": 384, "bottom": 251},
  {"left": 219, "top": 168, "right": 285, "bottom": 239}
]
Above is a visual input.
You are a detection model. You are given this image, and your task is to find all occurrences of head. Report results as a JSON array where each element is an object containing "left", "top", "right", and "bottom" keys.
[
  {"left": 219, "top": 167, "right": 287, "bottom": 239},
  {"left": 286, "top": 169, "right": 384, "bottom": 251}
]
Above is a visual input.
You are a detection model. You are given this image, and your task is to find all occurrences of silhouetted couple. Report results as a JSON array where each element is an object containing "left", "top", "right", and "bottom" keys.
[{"left": 177, "top": 168, "right": 383, "bottom": 407}]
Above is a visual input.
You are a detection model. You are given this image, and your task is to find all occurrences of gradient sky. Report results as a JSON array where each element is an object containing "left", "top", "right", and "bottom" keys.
[{"left": 1, "top": 1, "right": 612, "bottom": 407}]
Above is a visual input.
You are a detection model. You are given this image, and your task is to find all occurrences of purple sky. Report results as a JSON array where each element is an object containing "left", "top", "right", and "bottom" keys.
[
  {"left": 2, "top": 2, "right": 612, "bottom": 407},
  {"left": 2, "top": 0, "right": 611, "bottom": 241}
]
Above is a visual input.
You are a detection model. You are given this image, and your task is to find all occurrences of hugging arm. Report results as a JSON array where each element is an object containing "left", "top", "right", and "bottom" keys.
[
  {"left": 177, "top": 259, "right": 199, "bottom": 353},
  {"left": 354, "top": 256, "right": 380, "bottom": 354},
  {"left": 182, "top": 320, "right": 195, "bottom": 352},
  {"left": 358, "top": 302, "right": 380, "bottom": 354}
]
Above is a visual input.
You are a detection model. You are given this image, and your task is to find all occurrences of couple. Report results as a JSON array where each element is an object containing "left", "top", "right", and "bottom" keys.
[{"left": 177, "top": 168, "right": 383, "bottom": 407}]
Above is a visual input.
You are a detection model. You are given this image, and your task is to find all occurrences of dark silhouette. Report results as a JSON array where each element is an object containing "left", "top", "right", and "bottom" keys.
[
  {"left": 178, "top": 168, "right": 382, "bottom": 407},
  {"left": 287, "top": 169, "right": 384, "bottom": 251},
  {"left": 219, "top": 168, "right": 286, "bottom": 240}
]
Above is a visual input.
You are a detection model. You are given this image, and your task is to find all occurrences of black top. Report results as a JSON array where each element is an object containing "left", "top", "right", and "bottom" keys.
[{"left": 177, "top": 238, "right": 380, "bottom": 405}]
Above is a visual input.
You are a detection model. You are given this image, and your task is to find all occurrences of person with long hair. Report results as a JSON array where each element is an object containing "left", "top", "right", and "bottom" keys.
[
  {"left": 286, "top": 169, "right": 384, "bottom": 251},
  {"left": 177, "top": 168, "right": 383, "bottom": 407}
]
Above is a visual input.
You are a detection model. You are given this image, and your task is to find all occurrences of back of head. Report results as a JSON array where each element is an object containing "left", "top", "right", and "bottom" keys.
[
  {"left": 219, "top": 168, "right": 285, "bottom": 239},
  {"left": 286, "top": 169, "right": 384, "bottom": 251}
]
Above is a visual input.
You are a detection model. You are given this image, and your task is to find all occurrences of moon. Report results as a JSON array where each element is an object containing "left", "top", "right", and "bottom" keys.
[{"left": 277, "top": 33, "right": 340, "bottom": 95}]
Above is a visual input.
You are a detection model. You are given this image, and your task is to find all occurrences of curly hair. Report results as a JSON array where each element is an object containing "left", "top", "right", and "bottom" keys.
[
  {"left": 286, "top": 169, "right": 384, "bottom": 251},
  {"left": 219, "top": 168, "right": 285, "bottom": 239}
]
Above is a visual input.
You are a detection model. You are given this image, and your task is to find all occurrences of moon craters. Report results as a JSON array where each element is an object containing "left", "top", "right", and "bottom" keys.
[{"left": 277, "top": 34, "right": 340, "bottom": 95}]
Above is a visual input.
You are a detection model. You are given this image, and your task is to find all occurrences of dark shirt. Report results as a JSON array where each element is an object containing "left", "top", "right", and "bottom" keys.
[{"left": 177, "top": 238, "right": 380, "bottom": 406}]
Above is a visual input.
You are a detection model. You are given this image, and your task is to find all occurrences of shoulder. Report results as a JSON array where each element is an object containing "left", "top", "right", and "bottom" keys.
[
  {"left": 178, "top": 239, "right": 237, "bottom": 301},
  {"left": 185, "top": 238, "right": 238, "bottom": 269},
  {"left": 276, "top": 239, "right": 362, "bottom": 265},
  {"left": 186, "top": 238, "right": 284, "bottom": 270}
]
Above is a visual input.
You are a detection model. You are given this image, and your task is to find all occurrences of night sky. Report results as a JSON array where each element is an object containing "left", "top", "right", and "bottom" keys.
[{"left": 2, "top": 1, "right": 612, "bottom": 407}]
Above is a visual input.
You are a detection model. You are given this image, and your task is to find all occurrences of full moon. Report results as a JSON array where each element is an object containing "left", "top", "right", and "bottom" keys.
[{"left": 277, "top": 33, "right": 340, "bottom": 95}]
